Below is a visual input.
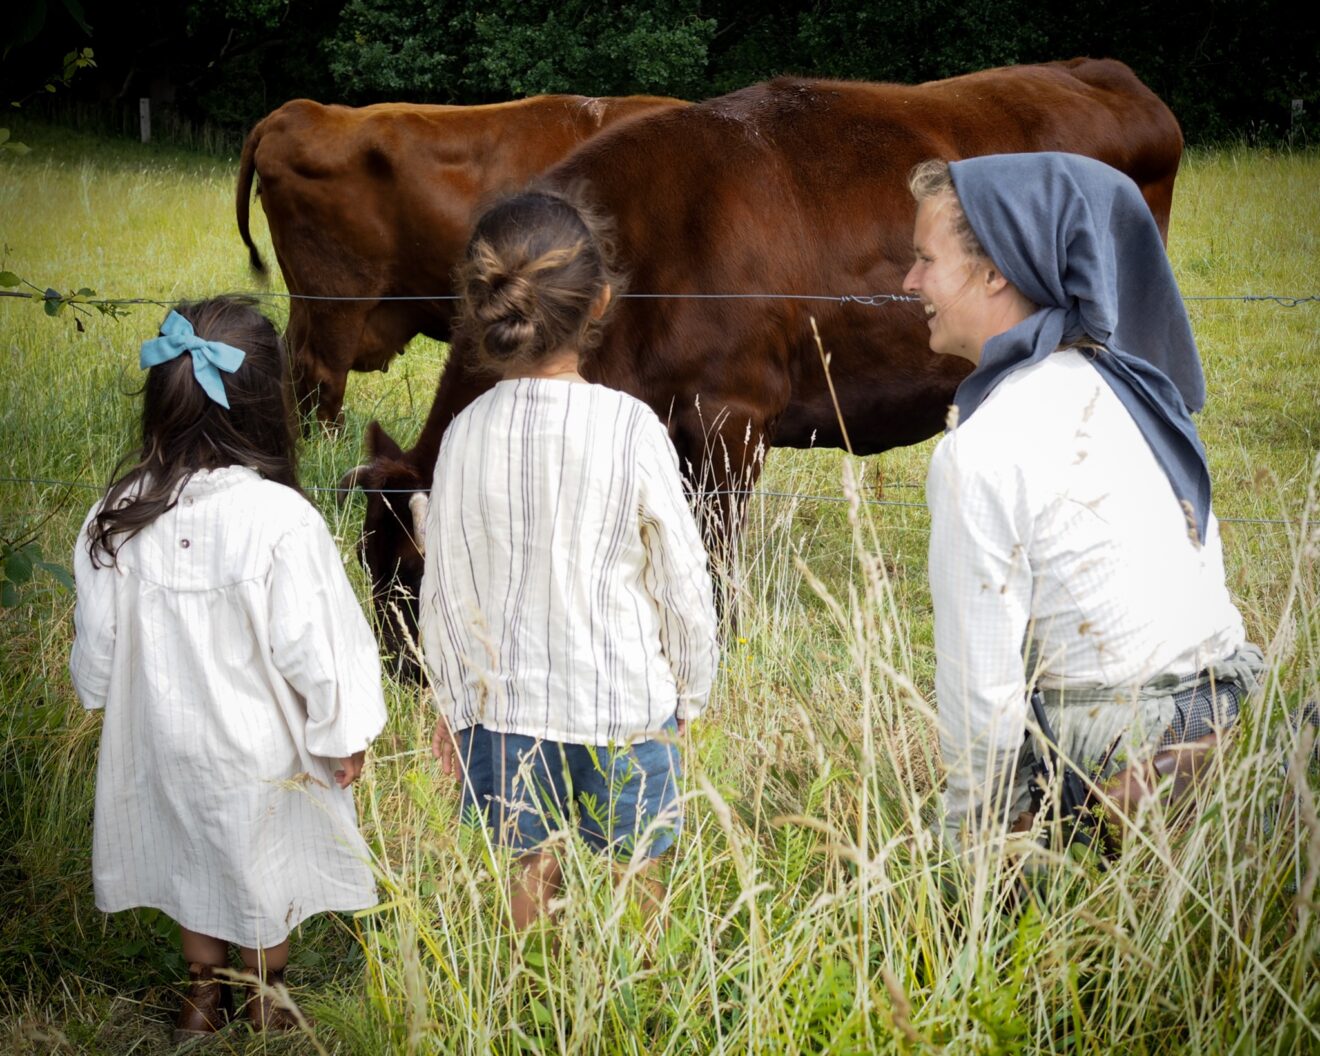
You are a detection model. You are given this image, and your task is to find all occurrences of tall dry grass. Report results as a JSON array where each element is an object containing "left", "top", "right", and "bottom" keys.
[{"left": 0, "top": 125, "right": 1317, "bottom": 1053}]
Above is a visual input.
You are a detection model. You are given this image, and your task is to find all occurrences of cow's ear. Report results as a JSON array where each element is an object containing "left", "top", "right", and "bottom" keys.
[{"left": 366, "top": 420, "right": 404, "bottom": 460}]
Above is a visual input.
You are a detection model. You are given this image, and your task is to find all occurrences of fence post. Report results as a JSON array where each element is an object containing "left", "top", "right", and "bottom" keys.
[{"left": 139, "top": 98, "right": 151, "bottom": 144}]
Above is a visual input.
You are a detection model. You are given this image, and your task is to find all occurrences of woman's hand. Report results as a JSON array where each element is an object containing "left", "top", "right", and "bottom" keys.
[
  {"left": 432, "top": 715, "right": 462, "bottom": 780},
  {"left": 335, "top": 750, "right": 366, "bottom": 788}
]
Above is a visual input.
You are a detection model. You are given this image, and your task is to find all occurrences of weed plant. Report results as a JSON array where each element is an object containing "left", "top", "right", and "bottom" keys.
[{"left": 1, "top": 126, "right": 1317, "bottom": 1053}]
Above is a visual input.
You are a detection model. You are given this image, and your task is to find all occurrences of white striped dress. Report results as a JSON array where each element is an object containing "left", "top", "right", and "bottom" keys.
[
  {"left": 419, "top": 379, "right": 719, "bottom": 745},
  {"left": 69, "top": 466, "right": 386, "bottom": 948}
]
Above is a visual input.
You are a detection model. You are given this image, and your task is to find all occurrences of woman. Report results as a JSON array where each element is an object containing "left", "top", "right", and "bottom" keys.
[{"left": 902, "top": 153, "right": 1263, "bottom": 849}]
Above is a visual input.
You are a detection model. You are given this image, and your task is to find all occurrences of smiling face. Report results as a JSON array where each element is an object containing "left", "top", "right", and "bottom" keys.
[{"left": 903, "top": 194, "right": 1030, "bottom": 365}]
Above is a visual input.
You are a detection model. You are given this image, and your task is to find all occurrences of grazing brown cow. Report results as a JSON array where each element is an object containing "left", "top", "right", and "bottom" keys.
[
  {"left": 345, "top": 58, "right": 1184, "bottom": 666},
  {"left": 235, "top": 94, "right": 687, "bottom": 425}
]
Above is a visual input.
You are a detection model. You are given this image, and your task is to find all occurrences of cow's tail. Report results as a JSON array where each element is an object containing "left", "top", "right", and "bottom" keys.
[{"left": 236, "top": 122, "right": 268, "bottom": 276}]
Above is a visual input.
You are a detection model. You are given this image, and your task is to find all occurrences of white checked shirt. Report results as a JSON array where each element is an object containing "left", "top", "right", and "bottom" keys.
[
  {"left": 419, "top": 378, "right": 718, "bottom": 745},
  {"left": 927, "top": 350, "right": 1246, "bottom": 828}
]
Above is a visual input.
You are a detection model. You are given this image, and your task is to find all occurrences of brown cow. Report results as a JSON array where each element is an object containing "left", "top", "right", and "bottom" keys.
[
  {"left": 345, "top": 58, "right": 1184, "bottom": 666},
  {"left": 235, "top": 94, "right": 687, "bottom": 426}
]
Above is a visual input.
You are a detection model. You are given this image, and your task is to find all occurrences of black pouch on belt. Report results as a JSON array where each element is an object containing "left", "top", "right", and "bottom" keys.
[{"left": 1027, "top": 689, "right": 1104, "bottom": 858}]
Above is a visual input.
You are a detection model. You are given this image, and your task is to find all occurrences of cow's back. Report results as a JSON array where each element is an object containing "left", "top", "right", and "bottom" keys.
[
  {"left": 251, "top": 95, "right": 685, "bottom": 303},
  {"left": 543, "top": 60, "right": 1183, "bottom": 455},
  {"left": 240, "top": 93, "right": 685, "bottom": 423}
]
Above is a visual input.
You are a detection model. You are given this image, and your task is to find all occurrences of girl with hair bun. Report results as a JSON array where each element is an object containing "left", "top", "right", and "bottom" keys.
[{"left": 420, "top": 191, "right": 719, "bottom": 928}]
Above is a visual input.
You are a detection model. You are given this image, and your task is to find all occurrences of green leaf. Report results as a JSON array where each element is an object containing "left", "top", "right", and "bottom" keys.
[
  {"left": 0, "top": 129, "right": 8, "bottom": 146},
  {"left": 36, "top": 562, "right": 74, "bottom": 591},
  {"left": 0, "top": 271, "right": 19, "bottom": 287},
  {"left": 44, "top": 298, "right": 60, "bottom": 317},
  {"left": 61, "top": 0, "right": 93, "bottom": 37},
  {"left": 3, "top": 142, "right": 32, "bottom": 156},
  {"left": 76, "top": 287, "right": 94, "bottom": 296},
  {"left": 6, "top": 549, "right": 34, "bottom": 584},
  {"left": 528, "top": 996, "right": 553, "bottom": 1027},
  {"left": 1, "top": 581, "right": 18, "bottom": 608}
]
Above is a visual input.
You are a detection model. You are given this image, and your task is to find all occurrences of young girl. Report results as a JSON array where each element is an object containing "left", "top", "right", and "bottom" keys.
[
  {"left": 420, "top": 191, "right": 719, "bottom": 928},
  {"left": 69, "top": 297, "right": 387, "bottom": 1041}
]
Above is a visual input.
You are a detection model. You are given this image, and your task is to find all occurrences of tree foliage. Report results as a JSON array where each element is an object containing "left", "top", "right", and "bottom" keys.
[
  {"left": 4, "top": 0, "right": 1316, "bottom": 145},
  {"left": 324, "top": 0, "right": 714, "bottom": 101}
]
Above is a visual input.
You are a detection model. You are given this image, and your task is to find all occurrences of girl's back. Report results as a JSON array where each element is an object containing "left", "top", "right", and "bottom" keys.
[
  {"left": 74, "top": 466, "right": 381, "bottom": 765},
  {"left": 424, "top": 376, "right": 713, "bottom": 744}
]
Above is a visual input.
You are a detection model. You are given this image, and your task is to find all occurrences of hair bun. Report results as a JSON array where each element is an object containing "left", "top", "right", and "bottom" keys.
[
  {"left": 482, "top": 315, "right": 539, "bottom": 362},
  {"left": 457, "top": 189, "right": 624, "bottom": 376},
  {"left": 488, "top": 273, "right": 537, "bottom": 322}
]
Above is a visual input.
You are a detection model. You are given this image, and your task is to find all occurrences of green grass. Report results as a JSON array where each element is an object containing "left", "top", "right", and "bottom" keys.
[{"left": 2, "top": 124, "right": 1318, "bottom": 1054}]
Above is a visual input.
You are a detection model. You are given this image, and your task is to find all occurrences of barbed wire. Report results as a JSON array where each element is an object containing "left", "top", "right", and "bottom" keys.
[
  {"left": 0, "top": 474, "right": 1300, "bottom": 527},
  {"left": 2, "top": 288, "right": 1318, "bottom": 309}
]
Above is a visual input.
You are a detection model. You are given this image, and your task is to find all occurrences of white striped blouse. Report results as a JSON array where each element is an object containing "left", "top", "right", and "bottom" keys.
[{"left": 419, "top": 378, "right": 719, "bottom": 745}]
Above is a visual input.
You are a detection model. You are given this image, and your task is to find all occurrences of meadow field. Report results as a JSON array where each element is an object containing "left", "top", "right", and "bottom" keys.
[{"left": 1, "top": 124, "right": 1318, "bottom": 1054}]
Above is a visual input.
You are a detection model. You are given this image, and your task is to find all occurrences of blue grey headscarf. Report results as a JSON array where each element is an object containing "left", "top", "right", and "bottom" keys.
[{"left": 948, "top": 152, "right": 1211, "bottom": 544}]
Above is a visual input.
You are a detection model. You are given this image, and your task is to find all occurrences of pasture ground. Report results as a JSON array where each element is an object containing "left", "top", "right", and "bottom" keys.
[{"left": 1, "top": 123, "right": 1318, "bottom": 1054}]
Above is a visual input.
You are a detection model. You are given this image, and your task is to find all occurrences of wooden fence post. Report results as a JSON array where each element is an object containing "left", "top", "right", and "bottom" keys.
[{"left": 139, "top": 98, "right": 151, "bottom": 144}]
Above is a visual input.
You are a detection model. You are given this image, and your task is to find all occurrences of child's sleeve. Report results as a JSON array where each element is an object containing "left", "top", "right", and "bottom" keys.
[
  {"left": 637, "top": 421, "right": 720, "bottom": 720},
  {"left": 268, "top": 509, "right": 388, "bottom": 760},
  {"left": 417, "top": 434, "right": 482, "bottom": 728},
  {"left": 69, "top": 508, "right": 116, "bottom": 711},
  {"left": 417, "top": 481, "right": 469, "bottom": 726}
]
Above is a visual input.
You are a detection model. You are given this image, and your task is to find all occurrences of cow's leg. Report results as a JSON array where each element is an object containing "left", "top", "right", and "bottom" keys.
[
  {"left": 314, "top": 370, "right": 348, "bottom": 432},
  {"left": 673, "top": 398, "right": 775, "bottom": 628},
  {"left": 291, "top": 352, "right": 348, "bottom": 434},
  {"left": 287, "top": 300, "right": 372, "bottom": 434}
]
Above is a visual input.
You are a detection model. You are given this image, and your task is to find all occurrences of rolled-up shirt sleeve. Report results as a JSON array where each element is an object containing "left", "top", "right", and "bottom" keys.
[
  {"left": 268, "top": 511, "right": 387, "bottom": 759},
  {"left": 69, "top": 507, "right": 116, "bottom": 710},
  {"left": 927, "top": 433, "right": 1033, "bottom": 838},
  {"left": 637, "top": 421, "right": 719, "bottom": 720}
]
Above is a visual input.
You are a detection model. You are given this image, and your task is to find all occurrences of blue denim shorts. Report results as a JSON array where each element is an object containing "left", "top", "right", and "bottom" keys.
[{"left": 454, "top": 721, "right": 682, "bottom": 859}]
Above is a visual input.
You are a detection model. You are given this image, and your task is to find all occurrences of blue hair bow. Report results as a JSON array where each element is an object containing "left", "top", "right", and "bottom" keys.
[{"left": 139, "top": 310, "right": 246, "bottom": 409}]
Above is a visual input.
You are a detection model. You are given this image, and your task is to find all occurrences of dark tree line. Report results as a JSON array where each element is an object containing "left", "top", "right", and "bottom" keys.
[{"left": 3, "top": 0, "right": 1315, "bottom": 146}]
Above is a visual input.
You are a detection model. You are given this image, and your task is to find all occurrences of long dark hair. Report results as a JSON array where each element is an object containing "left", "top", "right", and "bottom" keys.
[
  {"left": 89, "top": 296, "right": 299, "bottom": 567},
  {"left": 454, "top": 189, "right": 625, "bottom": 376}
]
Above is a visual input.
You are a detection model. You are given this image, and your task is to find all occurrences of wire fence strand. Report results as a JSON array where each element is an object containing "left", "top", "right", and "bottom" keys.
[
  {"left": 0, "top": 475, "right": 1300, "bottom": 527},
  {"left": 3, "top": 283, "right": 1311, "bottom": 530},
  {"left": 2, "top": 288, "right": 1318, "bottom": 309}
]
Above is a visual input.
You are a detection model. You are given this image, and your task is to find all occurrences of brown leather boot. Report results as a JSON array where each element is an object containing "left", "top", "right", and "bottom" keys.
[
  {"left": 173, "top": 962, "right": 233, "bottom": 1043},
  {"left": 245, "top": 966, "right": 302, "bottom": 1032}
]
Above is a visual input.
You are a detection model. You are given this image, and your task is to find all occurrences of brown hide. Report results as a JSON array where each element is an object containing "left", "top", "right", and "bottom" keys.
[
  {"left": 352, "top": 58, "right": 1183, "bottom": 666},
  {"left": 235, "top": 94, "right": 687, "bottom": 425}
]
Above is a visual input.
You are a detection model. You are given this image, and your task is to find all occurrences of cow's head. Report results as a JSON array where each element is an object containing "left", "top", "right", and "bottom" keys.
[{"left": 340, "top": 421, "right": 429, "bottom": 678}]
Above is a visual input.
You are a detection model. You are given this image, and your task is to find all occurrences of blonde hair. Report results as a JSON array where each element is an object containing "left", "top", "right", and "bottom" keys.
[{"left": 907, "top": 159, "right": 988, "bottom": 261}]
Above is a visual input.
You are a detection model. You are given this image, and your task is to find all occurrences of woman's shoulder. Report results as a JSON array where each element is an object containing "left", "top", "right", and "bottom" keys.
[{"left": 963, "top": 351, "right": 1107, "bottom": 444}]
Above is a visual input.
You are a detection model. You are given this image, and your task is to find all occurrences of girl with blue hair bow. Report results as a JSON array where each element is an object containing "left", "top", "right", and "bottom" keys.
[
  {"left": 903, "top": 153, "right": 1263, "bottom": 854},
  {"left": 69, "top": 297, "right": 387, "bottom": 1040}
]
